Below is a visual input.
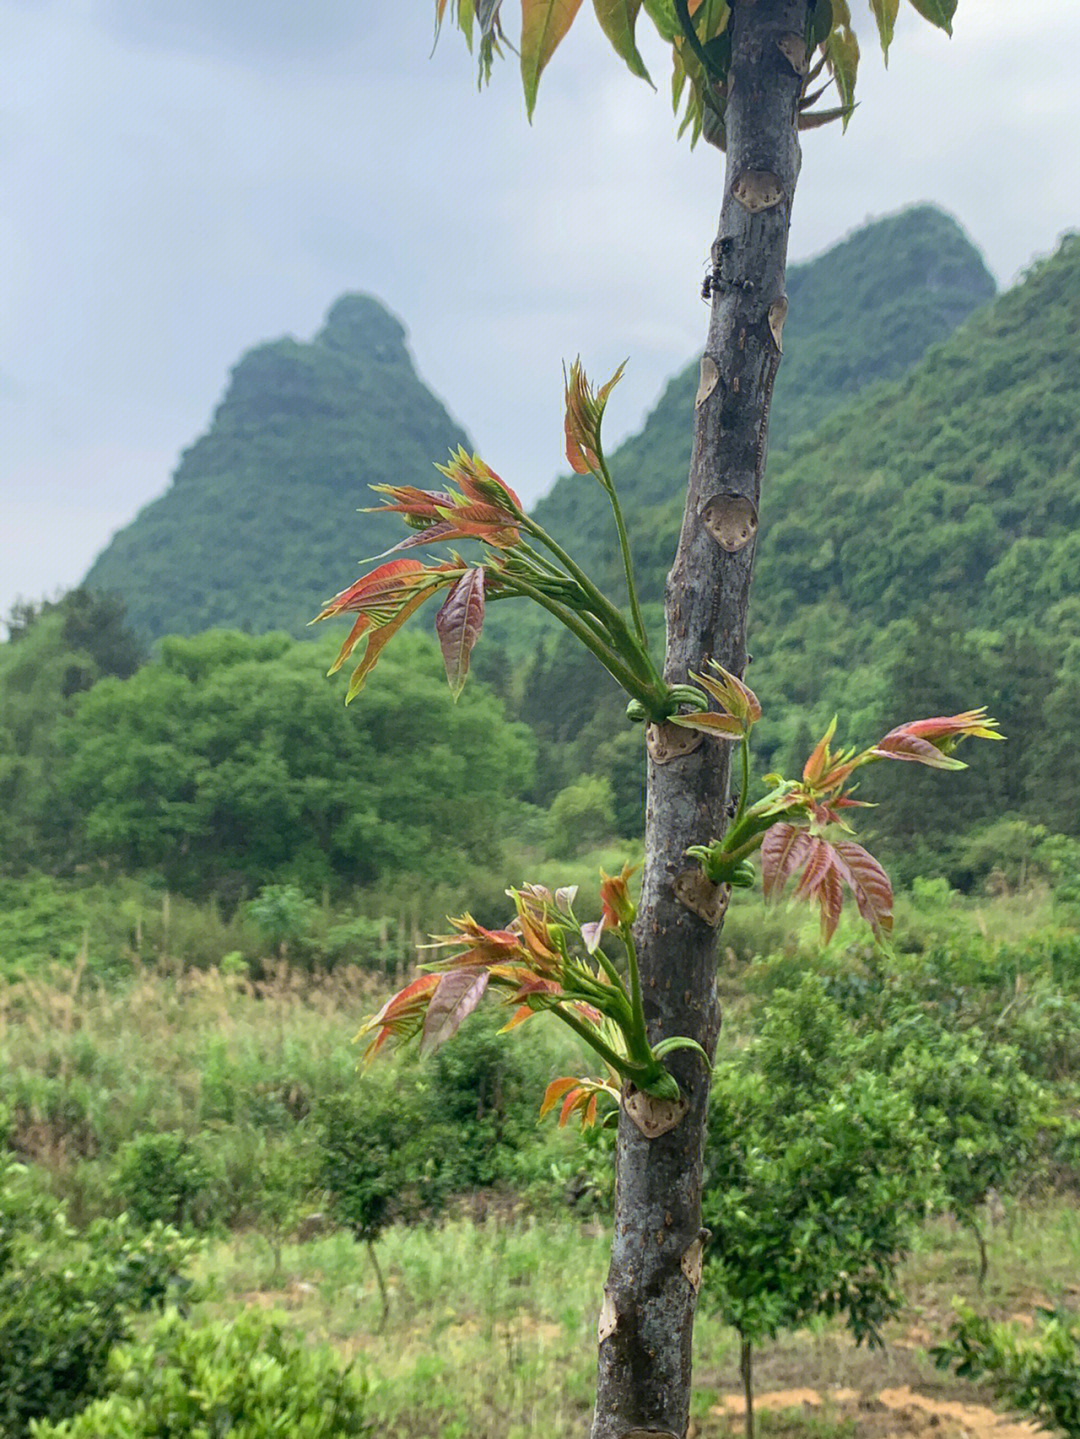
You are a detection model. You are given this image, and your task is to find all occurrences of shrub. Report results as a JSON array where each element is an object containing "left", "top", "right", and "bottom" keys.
[
  {"left": 29, "top": 1309, "right": 372, "bottom": 1437},
  {"left": 111, "top": 1132, "right": 215, "bottom": 1230},
  {"left": 0, "top": 1159, "right": 194, "bottom": 1437},
  {"left": 547, "top": 776, "right": 616, "bottom": 858},
  {"left": 934, "top": 1304, "right": 1080, "bottom": 1438}
]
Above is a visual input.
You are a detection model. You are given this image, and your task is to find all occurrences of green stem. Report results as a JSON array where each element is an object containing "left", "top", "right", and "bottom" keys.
[
  {"left": 598, "top": 455, "right": 651, "bottom": 658},
  {"left": 591, "top": 946, "right": 629, "bottom": 996},
  {"left": 499, "top": 574, "right": 656, "bottom": 706},
  {"left": 735, "top": 735, "right": 750, "bottom": 827},
  {"left": 621, "top": 925, "right": 650, "bottom": 1065},
  {"left": 562, "top": 967, "right": 634, "bottom": 1029},
  {"left": 519, "top": 517, "right": 659, "bottom": 686},
  {"left": 553, "top": 1004, "right": 638, "bottom": 1079},
  {"left": 720, "top": 833, "right": 766, "bottom": 865}
]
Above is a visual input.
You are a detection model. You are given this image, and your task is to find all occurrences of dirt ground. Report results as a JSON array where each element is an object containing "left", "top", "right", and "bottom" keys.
[{"left": 697, "top": 1385, "right": 1038, "bottom": 1439}]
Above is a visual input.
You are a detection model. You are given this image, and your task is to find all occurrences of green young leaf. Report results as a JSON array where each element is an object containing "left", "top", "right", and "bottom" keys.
[
  {"left": 521, "top": 0, "right": 586, "bottom": 118},
  {"left": 652, "top": 1035, "right": 712, "bottom": 1065},
  {"left": 811, "top": 0, "right": 833, "bottom": 46},
  {"left": 641, "top": 0, "right": 679, "bottom": 43},
  {"left": 868, "top": 0, "right": 899, "bottom": 60},
  {"left": 593, "top": 0, "right": 652, "bottom": 82},
  {"left": 823, "top": 5, "right": 860, "bottom": 122},
  {"left": 435, "top": 566, "right": 486, "bottom": 698},
  {"left": 906, "top": 0, "right": 956, "bottom": 35}
]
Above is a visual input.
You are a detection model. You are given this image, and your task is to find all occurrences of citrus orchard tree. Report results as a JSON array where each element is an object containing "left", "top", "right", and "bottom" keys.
[{"left": 316, "top": 3, "right": 982, "bottom": 1435}]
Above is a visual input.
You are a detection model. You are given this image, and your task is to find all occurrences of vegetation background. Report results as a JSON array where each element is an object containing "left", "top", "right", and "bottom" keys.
[{"left": 3, "top": 201, "right": 1080, "bottom": 1436}]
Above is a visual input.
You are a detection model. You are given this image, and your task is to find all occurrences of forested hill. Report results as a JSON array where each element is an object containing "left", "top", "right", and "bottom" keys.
[
  {"left": 83, "top": 296, "right": 471, "bottom": 640},
  {"left": 83, "top": 207, "right": 991, "bottom": 644},
  {"left": 528, "top": 205, "right": 996, "bottom": 597},
  {"left": 516, "top": 230, "right": 1080, "bottom": 869}
]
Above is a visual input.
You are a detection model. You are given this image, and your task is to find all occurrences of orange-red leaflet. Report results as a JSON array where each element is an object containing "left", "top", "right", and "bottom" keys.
[
  {"left": 600, "top": 862, "right": 637, "bottom": 927},
  {"left": 540, "top": 1076, "right": 580, "bottom": 1119}
]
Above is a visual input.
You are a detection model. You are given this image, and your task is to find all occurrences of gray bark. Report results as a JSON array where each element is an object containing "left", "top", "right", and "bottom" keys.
[{"left": 591, "top": 3, "right": 809, "bottom": 1435}]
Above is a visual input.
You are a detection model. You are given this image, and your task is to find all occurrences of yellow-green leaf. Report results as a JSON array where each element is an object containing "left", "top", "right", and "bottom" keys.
[
  {"left": 906, "top": 0, "right": 956, "bottom": 35},
  {"left": 593, "top": 0, "right": 652, "bottom": 82},
  {"left": 868, "top": 0, "right": 899, "bottom": 59},
  {"left": 521, "top": 0, "right": 586, "bottom": 118},
  {"left": 823, "top": 18, "right": 859, "bottom": 124},
  {"left": 641, "top": 0, "right": 679, "bottom": 43}
]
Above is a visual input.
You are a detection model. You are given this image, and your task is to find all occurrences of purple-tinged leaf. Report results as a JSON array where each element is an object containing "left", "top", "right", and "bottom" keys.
[
  {"left": 818, "top": 861, "right": 844, "bottom": 943},
  {"left": 435, "top": 567, "right": 486, "bottom": 698},
  {"left": 554, "top": 885, "right": 578, "bottom": 914},
  {"left": 580, "top": 919, "right": 606, "bottom": 953},
  {"left": 421, "top": 969, "right": 490, "bottom": 1055},
  {"left": 833, "top": 840, "right": 894, "bottom": 936},
  {"left": 760, "top": 823, "right": 812, "bottom": 901}
]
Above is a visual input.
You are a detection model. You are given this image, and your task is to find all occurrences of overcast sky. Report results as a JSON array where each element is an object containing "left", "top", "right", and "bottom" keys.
[{"left": 3, "top": 0, "right": 1079, "bottom": 621}]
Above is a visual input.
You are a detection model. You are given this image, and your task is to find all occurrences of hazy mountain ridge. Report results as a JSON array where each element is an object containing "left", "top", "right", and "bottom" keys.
[{"left": 82, "top": 206, "right": 994, "bottom": 645}]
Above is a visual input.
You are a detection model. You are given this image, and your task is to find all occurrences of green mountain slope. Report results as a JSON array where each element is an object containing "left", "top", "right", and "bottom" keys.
[
  {"left": 520, "top": 231, "right": 1080, "bottom": 865},
  {"left": 529, "top": 205, "right": 996, "bottom": 602},
  {"left": 84, "top": 296, "right": 471, "bottom": 640}
]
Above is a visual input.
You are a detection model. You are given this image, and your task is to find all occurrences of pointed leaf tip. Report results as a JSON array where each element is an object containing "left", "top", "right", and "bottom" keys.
[
  {"left": 435, "top": 567, "right": 486, "bottom": 698},
  {"left": 521, "top": 0, "right": 586, "bottom": 116}
]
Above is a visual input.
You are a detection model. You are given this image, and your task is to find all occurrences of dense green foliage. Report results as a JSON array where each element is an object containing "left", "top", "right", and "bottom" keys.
[
  {"left": 84, "top": 295, "right": 471, "bottom": 640},
  {"left": 31, "top": 1310, "right": 372, "bottom": 1438},
  {"left": 2, "top": 628, "right": 535, "bottom": 896},
  {"left": 0, "top": 1161, "right": 193, "bottom": 1438},
  {"left": 701, "top": 980, "right": 935, "bottom": 1433},
  {"left": 934, "top": 1305, "right": 1080, "bottom": 1438},
  {"left": 0, "top": 593, "right": 144, "bottom": 872}
]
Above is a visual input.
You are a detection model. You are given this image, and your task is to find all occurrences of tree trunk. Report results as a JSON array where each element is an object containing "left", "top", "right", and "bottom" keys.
[
  {"left": 970, "top": 1217, "right": 989, "bottom": 1288},
  {"left": 591, "top": 4, "right": 808, "bottom": 1435},
  {"left": 367, "top": 1237, "right": 390, "bottom": 1328},
  {"left": 741, "top": 1338, "right": 755, "bottom": 1439}
]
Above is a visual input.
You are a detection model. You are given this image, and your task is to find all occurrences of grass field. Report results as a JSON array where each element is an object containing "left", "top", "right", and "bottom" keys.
[
  {"left": 2, "top": 877, "right": 1079, "bottom": 1437},
  {"left": 189, "top": 1199, "right": 1080, "bottom": 1438}
]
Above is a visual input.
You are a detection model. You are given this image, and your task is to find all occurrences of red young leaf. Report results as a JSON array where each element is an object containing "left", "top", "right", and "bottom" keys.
[
  {"left": 760, "top": 823, "right": 813, "bottom": 901},
  {"left": 833, "top": 840, "right": 894, "bottom": 935},
  {"left": 802, "top": 717, "right": 838, "bottom": 786},
  {"left": 691, "top": 662, "right": 762, "bottom": 729},
  {"left": 599, "top": 862, "right": 637, "bottom": 927},
  {"left": 872, "top": 709, "right": 1001, "bottom": 771},
  {"left": 500, "top": 1003, "right": 538, "bottom": 1033},
  {"left": 344, "top": 586, "right": 437, "bottom": 701},
  {"left": 539, "top": 1076, "right": 580, "bottom": 1119},
  {"left": 794, "top": 836, "right": 835, "bottom": 900},
  {"left": 559, "top": 1087, "right": 584, "bottom": 1126},
  {"left": 436, "top": 448, "right": 523, "bottom": 514},
  {"left": 667, "top": 711, "right": 744, "bottom": 737},
  {"left": 420, "top": 969, "right": 490, "bottom": 1055},
  {"left": 358, "top": 973, "right": 442, "bottom": 1062},
  {"left": 818, "top": 860, "right": 845, "bottom": 943},
  {"left": 364, "top": 486, "right": 456, "bottom": 521},
  {"left": 435, "top": 567, "right": 486, "bottom": 698},
  {"left": 873, "top": 731, "right": 966, "bottom": 770},
  {"left": 313, "top": 559, "right": 429, "bottom": 621}
]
